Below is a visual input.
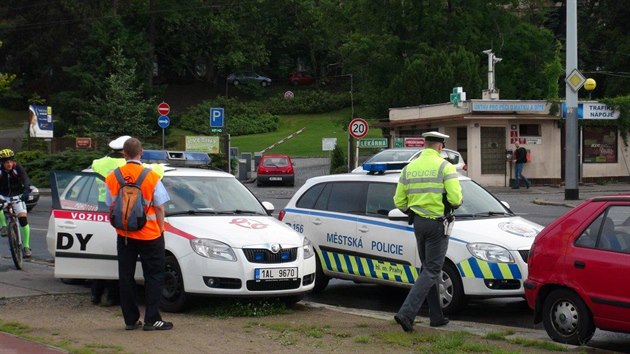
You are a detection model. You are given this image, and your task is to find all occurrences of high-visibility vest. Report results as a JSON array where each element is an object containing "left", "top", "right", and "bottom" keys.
[
  {"left": 93, "top": 156, "right": 165, "bottom": 203},
  {"left": 105, "top": 163, "right": 162, "bottom": 240},
  {"left": 393, "top": 148, "right": 462, "bottom": 219}
]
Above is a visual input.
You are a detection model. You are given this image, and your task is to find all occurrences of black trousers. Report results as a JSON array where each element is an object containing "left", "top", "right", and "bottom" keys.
[{"left": 116, "top": 235, "right": 165, "bottom": 326}]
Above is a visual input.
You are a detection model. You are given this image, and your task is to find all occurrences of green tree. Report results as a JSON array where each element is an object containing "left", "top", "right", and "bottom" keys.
[
  {"left": 329, "top": 142, "right": 346, "bottom": 174},
  {"left": 82, "top": 45, "right": 155, "bottom": 137},
  {"left": 0, "top": 39, "right": 15, "bottom": 94}
]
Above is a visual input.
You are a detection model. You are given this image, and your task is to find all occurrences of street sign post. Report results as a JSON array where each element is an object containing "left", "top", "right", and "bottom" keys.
[
  {"left": 348, "top": 118, "right": 368, "bottom": 139},
  {"left": 157, "top": 115, "right": 170, "bottom": 149}
]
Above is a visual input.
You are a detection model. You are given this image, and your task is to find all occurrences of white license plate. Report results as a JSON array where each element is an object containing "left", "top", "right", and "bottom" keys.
[
  {"left": 255, "top": 267, "right": 297, "bottom": 280},
  {"left": 269, "top": 177, "right": 282, "bottom": 181}
]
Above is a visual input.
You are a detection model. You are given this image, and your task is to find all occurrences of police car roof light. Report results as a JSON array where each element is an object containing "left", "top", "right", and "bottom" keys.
[
  {"left": 362, "top": 162, "right": 409, "bottom": 174},
  {"left": 142, "top": 149, "right": 211, "bottom": 167}
]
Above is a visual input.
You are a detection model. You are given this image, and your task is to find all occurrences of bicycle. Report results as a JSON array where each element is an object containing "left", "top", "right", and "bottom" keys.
[{"left": 1, "top": 195, "right": 24, "bottom": 270}]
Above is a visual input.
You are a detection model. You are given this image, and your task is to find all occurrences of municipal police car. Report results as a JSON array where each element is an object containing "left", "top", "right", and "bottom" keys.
[
  {"left": 278, "top": 162, "right": 542, "bottom": 314},
  {"left": 46, "top": 151, "right": 316, "bottom": 312}
]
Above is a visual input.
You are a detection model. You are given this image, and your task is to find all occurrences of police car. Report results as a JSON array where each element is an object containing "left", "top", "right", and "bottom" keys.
[
  {"left": 278, "top": 162, "right": 542, "bottom": 314},
  {"left": 46, "top": 151, "right": 316, "bottom": 312}
]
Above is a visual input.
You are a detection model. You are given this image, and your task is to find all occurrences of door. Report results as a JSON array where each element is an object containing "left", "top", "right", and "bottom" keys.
[{"left": 49, "top": 171, "right": 118, "bottom": 279}]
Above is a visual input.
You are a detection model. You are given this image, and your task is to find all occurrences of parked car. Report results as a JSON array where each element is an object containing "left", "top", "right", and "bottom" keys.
[
  {"left": 227, "top": 71, "right": 272, "bottom": 87},
  {"left": 524, "top": 195, "right": 630, "bottom": 345},
  {"left": 288, "top": 71, "right": 315, "bottom": 86},
  {"left": 257, "top": 154, "right": 295, "bottom": 187},
  {"left": 46, "top": 152, "right": 315, "bottom": 312},
  {"left": 25, "top": 185, "right": 40, "bottom": 211},
  {"left": 279, "top": 163, "right": 542, "bottom": 314},
  {"left": 352, "top": 147, "right": 467, "bottom": 175}
]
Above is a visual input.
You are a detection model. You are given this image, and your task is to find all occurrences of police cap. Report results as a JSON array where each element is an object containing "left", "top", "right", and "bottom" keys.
[
  {"left": 109, "top": 135, "right": 132, "bottom": 150},
  {"left": 422, "top": 131, "right": 449, "bottom": 142}
]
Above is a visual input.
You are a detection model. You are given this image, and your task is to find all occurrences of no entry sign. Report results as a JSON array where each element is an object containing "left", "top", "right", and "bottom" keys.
[{"left": 157, "top": 102, "right": 170, "bottom": 116}]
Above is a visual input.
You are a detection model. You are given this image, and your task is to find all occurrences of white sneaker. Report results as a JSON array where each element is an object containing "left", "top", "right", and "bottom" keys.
[
  {"left": 0, "top": 226, "right": 6, "bottom": 237},
  {"left": 23, "top": 247, "right": 32, "bottom": 258}
]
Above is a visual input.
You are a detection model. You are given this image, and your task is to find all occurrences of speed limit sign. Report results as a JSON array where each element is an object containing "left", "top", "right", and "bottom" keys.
[{"left": 348, "top": 118, "right": 369, "bottom": 139}]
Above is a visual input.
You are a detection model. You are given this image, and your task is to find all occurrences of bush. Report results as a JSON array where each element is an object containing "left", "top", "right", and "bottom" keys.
[
  {"left": 329, "top": 144, "right": 346, "bottom": 174},
  {"left": 265, "top": 90, "right": 350, "bottom": 115},
  {"left": 20, "top": 148, "right": 103, "bottom": 187}
]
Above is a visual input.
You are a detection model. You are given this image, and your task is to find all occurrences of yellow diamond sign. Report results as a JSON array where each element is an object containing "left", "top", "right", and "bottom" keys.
[{"left": 566, "top": 69, "right": 586, "bottom": 92}]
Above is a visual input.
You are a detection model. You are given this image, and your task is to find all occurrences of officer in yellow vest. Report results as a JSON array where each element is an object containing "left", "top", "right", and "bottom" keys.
[{"left": 393, "top": 131, "right": 463, "bottom": 332}]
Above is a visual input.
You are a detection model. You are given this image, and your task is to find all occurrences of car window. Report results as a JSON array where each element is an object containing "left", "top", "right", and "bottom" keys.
[
  {"left": 327, "top": 182, "right": 366, "bottom": 214},
  {"left": 263, "top": 157, "right": 288, "bottom": 167},
  {"left": 296, "top": 183, "right": 325, "bottom": 209},
  {"left": 454, "top": 180, "right": 510, "bottom": 216},
  {"left": 443, "top": 151, "right": 460, "bottom": 165},
  {"left": 365, "top": 183, "right": 396, "bottom": 217},
  {"left": 55, "top": 172, "right": 104, "bottom": 212},
  {"left": 577, "top": 206, "right": 630, "bottom": 252},
  {"left": 366, "top": 150, "right": 419, "bottom": 163}
]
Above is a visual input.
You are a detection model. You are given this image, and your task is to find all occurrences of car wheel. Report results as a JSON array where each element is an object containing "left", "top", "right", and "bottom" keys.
[
  {"left": 440, "top": 262, "right": 466, "bottom": 314},
  {"left": 233, "top": 80, "right": 240, "bottom": 86},
  {"left": 542, "top": 289, "right": 595, "bottom": 345},
  {"left": 261, "top": 81, "right": 269, "bottom": 87},
  {"left": 161, "top": 254, "right": 188, "bottom": 313},
  {"left": 312, "top": 253, "right": 330, "bottom": 293}
]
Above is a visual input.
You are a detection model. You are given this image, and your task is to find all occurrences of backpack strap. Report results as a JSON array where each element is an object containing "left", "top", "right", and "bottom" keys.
[
  {"left": 135, "top": 168, "right": 151, "bottom": 187},
  {"left": 114, "top": 168, "right": 125, "bottom": 187}
]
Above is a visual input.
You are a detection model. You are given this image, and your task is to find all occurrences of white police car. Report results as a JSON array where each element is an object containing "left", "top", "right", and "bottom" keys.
[
  {"left": 46, "top": 151, "right": 315, "bottom": 312},
  {"left": 278, "top": 162, "right": 541, "bottom": 314}
]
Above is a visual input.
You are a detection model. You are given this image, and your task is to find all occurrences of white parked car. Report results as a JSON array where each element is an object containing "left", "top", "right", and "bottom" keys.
[
  {"left": 47, "top": 155, "right": 315, "bottom": 312},
  {"left": 352, "top": 148, "right": 467, "bottom": 175},
  {"left": 279, "top": 163, "right": 541, "bottom": 314}
]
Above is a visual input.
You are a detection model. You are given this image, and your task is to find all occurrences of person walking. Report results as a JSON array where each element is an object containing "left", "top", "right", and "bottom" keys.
[
  {"left": 393, "top": 132, "right": 463, "bottom": 332},
  {"left": 512, "top": 142, "right": 530, "bottom": 189},
  {"left": 105, "top": 138, "right": 173, "bottom": 331}
]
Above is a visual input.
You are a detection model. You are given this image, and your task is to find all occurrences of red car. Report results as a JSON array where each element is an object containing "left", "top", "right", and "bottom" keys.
[
  {"left": 288, "top": 71, "right": 315, "bottom": 86},
  {"left": 257, "top": 154, "right": 295, "bottom": 186},
  {"left": 524, "top": 195, "right": 630, "bottom": 345}
]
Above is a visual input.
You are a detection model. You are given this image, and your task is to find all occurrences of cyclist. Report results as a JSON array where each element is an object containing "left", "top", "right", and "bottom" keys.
[{"left": 0, "top": 148, "right": 32, "bottom": 258}]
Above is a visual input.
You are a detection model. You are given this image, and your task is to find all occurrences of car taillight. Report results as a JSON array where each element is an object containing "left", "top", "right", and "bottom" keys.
[
  {"left": 463, "top": 164, "right": 467, "bottom": 171},
  {"left": 278, "top": 209, "right": 286, "bottom": 221}
]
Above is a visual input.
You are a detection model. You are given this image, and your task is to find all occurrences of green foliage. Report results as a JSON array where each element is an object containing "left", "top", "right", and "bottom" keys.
[
  {"left": 20, "top": 149, "right": 103, "bottom": 187},
  {"left": 330, "top": 143, "right": 347, "bottom": 174},
  {"left": 265, "top": 90, "right": 350, "bottom": 115},
  {"left": 602, "top": 95, "right": 630, "bottom": 146}
]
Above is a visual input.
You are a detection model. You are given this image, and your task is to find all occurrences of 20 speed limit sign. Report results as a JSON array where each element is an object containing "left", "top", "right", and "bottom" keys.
[{"left": 349, "top": 118, "right": 369, "bottom": 139}]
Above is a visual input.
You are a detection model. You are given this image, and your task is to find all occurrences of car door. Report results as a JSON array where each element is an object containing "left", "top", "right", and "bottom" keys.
[
  {"left": 359, "top": 181, "right": 419, "bottom": 285},
  {"left": 568, "top": 205, "right": 630, "bottom": 325},
  {"left": 49, "top": 171, "right": 118, "bottom": 279}
]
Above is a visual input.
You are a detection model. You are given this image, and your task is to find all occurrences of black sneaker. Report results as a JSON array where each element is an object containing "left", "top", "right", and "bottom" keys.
[
  {"left": 125, "top": 321, "right": 142, "bottom": 330},
  {"left": 143, "top": 320, "right": 173, "bottom": 331},
  {"left": 430, "top": 317, "right": 450, "bottom": 327},
  {"left": 394, "top": 314, "right": 414, "bottom": 332}
]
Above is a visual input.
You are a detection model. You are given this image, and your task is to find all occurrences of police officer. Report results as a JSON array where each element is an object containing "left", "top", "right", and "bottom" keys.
[{"left": 393, "top": 131, "right": 463, "bottom": 332}]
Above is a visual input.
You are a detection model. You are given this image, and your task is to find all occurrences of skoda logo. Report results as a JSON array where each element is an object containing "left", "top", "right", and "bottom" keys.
[{"left": 271, "top": 244, "right": 281, "bottom": 253}]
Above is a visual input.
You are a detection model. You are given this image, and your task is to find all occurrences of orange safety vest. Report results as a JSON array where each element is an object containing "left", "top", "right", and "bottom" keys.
[{"left": 105, "top": 162, "right": 162, "bottom": 240}]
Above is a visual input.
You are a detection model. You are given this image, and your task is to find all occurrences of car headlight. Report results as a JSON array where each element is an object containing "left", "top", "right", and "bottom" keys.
[
  {"left": 467, "top": 243, "right": 514, "bottom": 263},
  {"left": 190, "top": 239, "right": 236, "bottom": 261},
  {"left": 302, "top": 237, "right": 315, "bottom": 259}
]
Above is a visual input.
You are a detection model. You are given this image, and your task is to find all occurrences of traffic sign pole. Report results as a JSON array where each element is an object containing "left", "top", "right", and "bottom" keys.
[{"left": 348, "top": 118, "right": 369, "bottom": 170}]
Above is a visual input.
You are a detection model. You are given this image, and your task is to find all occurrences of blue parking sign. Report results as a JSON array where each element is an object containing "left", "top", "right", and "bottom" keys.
[{"left": 210, "top": 107, "right": 224, "bottom": 128}]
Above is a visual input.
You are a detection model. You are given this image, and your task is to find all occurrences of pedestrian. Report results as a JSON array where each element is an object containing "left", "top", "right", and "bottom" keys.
[
  {"left": 105, "top": 137, "right": 173, "bottom": 331},
  {"left": 0, "top": 149, "right": 33, "bottom": 258},
  {"left": 393, "top": 131, "right": 463, "bottom": 332},
  {"left": 512, "top": 142, "right": 530, "bottom": 189}
]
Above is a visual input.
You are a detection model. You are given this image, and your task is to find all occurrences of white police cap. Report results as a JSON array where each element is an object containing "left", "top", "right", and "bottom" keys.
[
  {"left": 422, "top": 131, "right": 449, "bottom": 142},
  {"left": 108, "top": 135, "right": 132, "bottom": 150}
]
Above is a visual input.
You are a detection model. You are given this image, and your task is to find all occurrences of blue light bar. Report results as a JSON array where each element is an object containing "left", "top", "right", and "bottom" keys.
[
  {"left": 362, "top": 162, "right": 409, "bottom": 174},
  {"left": 142, "top": 149, "right": 211, "bottom": 166}
]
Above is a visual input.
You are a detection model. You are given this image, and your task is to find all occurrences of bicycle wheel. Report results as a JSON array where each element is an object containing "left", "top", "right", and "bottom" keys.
[{"left": 8, "top": 219, "right": 23, "bottom": 270}]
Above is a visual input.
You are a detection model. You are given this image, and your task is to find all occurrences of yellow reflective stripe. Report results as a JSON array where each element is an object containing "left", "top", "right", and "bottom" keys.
[
  {"left": 498, "top": 263, "right": 514, "bottom": 279},
  {"left": 459, "top": 260, "right": 475, "bottom": 278},
  {"left": 349, "top": 256, "right": 360, "bottom": 273},
  {"left": 359, "top": 257, "right": 370, "bottom": 274},
  {"left": 477, "top": 260, "right": 494, "bottom": 278}
]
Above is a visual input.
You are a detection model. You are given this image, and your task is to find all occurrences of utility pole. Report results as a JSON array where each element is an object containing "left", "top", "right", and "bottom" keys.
[{"left": 565, "top": 0, "right": 579, "bottom": 200}]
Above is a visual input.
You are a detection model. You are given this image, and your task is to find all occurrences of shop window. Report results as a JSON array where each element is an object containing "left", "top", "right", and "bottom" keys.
[
  {"left": 519, "top": 124, "right": 540, "bottom": 136},
  {"left": 583, "top": 126, "right": 617, "bottom": 163}
]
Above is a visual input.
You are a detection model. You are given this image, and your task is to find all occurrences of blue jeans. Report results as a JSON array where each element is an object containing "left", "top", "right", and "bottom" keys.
[
  {"left": 396, "top": 217, "right": 449, "bottom": 324},
  {"left": 514, "top": 162, "right": 530, "bottom": 188}
]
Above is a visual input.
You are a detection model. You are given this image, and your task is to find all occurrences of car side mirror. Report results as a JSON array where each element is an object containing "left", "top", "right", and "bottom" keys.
[
  {"left": 262, "top": 201, "right": 275, "bottom": 215},
  {"left": 501, "top": 201, "right": 511, "bottom": 209}
]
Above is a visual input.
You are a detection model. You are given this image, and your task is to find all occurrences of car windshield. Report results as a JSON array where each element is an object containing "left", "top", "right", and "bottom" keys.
[
  {"left": 365, "top": 150, "right": 419, "bottom": 163},
  {"left": 163, "top": 176, "right": 266, "bottom": 216},
  {"left": 453, "top": 180, "right": 512, "bottom": 217},
  {"left": 263, "top": 157, "right": 289, "bottom": 167}
]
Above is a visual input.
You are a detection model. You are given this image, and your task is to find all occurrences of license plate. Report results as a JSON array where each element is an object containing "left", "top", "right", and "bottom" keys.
[
  {"left": 269, "top": 177, "right": 282, "bottom": 181},
  {"left": 255, "top": 267, "right": 297, "bottom": 280}
]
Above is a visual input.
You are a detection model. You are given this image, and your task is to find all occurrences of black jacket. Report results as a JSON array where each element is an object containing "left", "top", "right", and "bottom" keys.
[
  {"left": 514, "top": 147, "right": 528, "bottom": 164},
  {"left": 0, "top": 163, "right": 31, "bottom": 197}
]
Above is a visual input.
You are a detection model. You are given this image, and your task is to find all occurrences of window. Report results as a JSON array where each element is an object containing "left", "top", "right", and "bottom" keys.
[
  {"left": 582, "top": 126, "right": 617, "bottom": 163},
  {"left": 327, "top": 182, "right": 365, "bottom": 214},
  {"left": 296, "top": 183, "right": 325, "bottom": 209},
  {"left": 519, "top": 124, "right": 540, "bottom": 136},
  {"left": 365, "top": 183, "right": 396, "bottom": 217},
  {"left": 576, "top": 206, "right": 630, "bottom": 253}
]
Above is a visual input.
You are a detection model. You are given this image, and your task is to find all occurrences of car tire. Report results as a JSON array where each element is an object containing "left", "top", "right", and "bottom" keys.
[
  {"left": 160, "top": 254, "right": 188, "bottom": 313},
  {"left": 440, "top": 261, "right": 466, "bottom": 315},
  {"left": 233, "top": 80, "right": 240, "bottom": 86},
  {"left": 261, "top": 81, "right": 269, "bottom": 87},
  {"left": 542, "top": 289, "right": 595, "bottom": 345},
  {"left": 312, "top": 253, "right": 330, "bottom": 293}
]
